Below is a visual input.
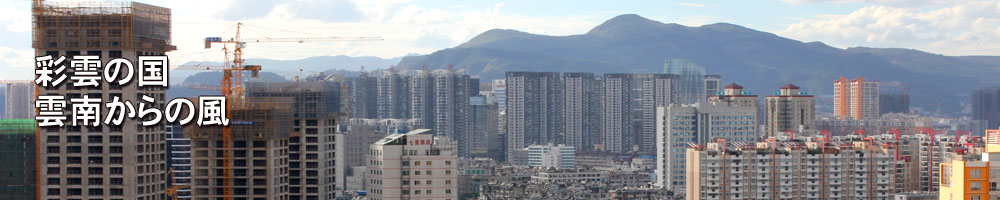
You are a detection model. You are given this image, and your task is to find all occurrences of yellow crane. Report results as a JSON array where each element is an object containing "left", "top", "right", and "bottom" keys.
[
  {"left": 202, "top": 22, "right": 381, "bottom": 200},
  {"left": 166, "top": 168, "right": 190, "bottom": 200}
]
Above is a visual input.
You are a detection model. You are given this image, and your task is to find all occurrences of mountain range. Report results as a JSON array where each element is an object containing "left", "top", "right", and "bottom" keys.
[
  {"left": 395, "top": 14, "right": 1000, "bottom": 116},
  {"left": 172, "top": 55, "right": 403, "bottom": 85}
]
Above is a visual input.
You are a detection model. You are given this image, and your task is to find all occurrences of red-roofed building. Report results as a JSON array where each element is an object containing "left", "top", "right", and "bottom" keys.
[{"left": 765, "top": 83, "right": 815, "bottom": 137}]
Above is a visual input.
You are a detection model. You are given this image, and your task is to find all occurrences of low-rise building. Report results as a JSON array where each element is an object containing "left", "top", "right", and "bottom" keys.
[{"left": 527, "top": 144, "right": 576, "bottom": 169}]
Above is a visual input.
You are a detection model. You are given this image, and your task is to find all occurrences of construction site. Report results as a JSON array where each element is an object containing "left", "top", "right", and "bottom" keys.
[
  {"left": 0, "top": 119, "right": 36, "bottom": 200},
  {"left": 32, "top": 1, "right": 174, "bottom": 52}
]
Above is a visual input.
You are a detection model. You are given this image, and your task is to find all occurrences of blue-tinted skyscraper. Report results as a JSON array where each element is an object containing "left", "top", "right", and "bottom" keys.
[{"left": 664, "top": 58, "right": 706, "bottom": 105}]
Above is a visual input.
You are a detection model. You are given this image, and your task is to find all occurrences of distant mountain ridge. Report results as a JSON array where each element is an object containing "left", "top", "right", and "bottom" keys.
[
  {"left": 172, "top": 55, "right": 403, "bottom": 85},
  {"left": 396, "top": 14, "right": 1000, "bottom": 116}
]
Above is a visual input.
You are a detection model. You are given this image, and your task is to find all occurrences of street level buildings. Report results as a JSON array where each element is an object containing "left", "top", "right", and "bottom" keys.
[{"left": 526, "top": 144, "right": 576, "bottom": 169}]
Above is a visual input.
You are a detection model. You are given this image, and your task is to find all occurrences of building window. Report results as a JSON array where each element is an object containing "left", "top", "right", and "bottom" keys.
[
  {"left": 972, "top": 169, "right": 982, "bottom": 178},
  {"left": 972, "top": 182, "right": 982, "bottom": 191}
]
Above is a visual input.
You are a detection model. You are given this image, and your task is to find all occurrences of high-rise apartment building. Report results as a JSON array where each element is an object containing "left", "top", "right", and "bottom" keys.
[
  {"left": 377, "top": 69, "right": 411, "bottom": 119},
  {"left": 409, "top": 70, "right": 435, "bottom": 131},
  {"left": 686, "top": 139, "right": 905, "bottom": 199},
  {"left": 348, "top": 72, "right": 378, "bottom": 119},
  {"left": 0, "top": 87, "right": 5, "bottom": 118},
  {"left": 430, "top": 69, "right": 474, "bottom": 144},
  {"left": 764, "top": 84, "right": 815, "bottom": 137},
  {"left": 366, "top": 129, "right": 459, "bottom": 200},
  {"left": 246, "top": 81, "right": 348, "bottom": 199},
  {"left": 505, "top": 72, "right": 563, "bottom": 161},
  {"left": 33, "top": 2, "right": 174, "bottom": 199},
  {"left": 4, "top": 83, "right": 35, "bottom": 119},
  {"left": 704, "top": 75, "right": 722, "bottom": 100},
  {"left": 655, "top": 102, "right": 758, "bottom": 191},
  {"left": 563, "top": 73, "right": 602, "bottom": 152},
  {"left": 834, "top": 76, "right": 880, "bottom": 120},
  {"left": 603, "top": 74, "right": 678, "bottom": 154},
  {"left": 880, "top": 93, "right": 910, "bottom": 114},
  {"left": 972, "top": 87, "right": 1000, "bottom": 129},
  {"left": 664, "top": 58, "right": 706, "bottom": 105}
]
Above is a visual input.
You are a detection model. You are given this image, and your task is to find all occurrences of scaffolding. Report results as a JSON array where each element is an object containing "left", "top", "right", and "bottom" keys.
[
  {"left": 245, "top": 81, "right": 349, "bottom": 120},
  {"left": 185, "top": 97, "right": 294, "bottom": 141},
  {"left": 32, "top": 0, "right": 174, "bottom": 52},
  {"left": 182, "top": 97, "right": 294, "bottom": 200},
  {"left": 0, "top": 119, "right": 37, "bottom": 199}
]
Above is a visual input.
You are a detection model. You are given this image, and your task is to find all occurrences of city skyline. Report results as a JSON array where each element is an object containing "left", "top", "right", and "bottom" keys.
[{"left": 5, "top": 1, "right": 1000, "bottom": 199}]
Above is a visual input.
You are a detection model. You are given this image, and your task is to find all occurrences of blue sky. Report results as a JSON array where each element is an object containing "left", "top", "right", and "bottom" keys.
[{"left": 1, "top": 0, "right": 998, "bottom": 79}]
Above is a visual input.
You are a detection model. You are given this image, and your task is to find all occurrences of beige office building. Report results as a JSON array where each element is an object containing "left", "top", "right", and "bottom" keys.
[{"left": 367, "top": 129, "right": 458, "bottom": 200}]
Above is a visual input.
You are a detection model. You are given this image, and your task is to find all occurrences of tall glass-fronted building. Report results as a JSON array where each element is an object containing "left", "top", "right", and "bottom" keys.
[{"left": 664, "top": 58, "right": 707, "bottom": 105}]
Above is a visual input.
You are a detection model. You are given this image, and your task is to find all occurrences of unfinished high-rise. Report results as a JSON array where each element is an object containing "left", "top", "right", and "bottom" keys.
[
  {"left": 33, "top": 1, "right": 174, "bottom": 199},
  {"left": 185, "top": 98, "right": 293, "bottom": 200},
  {"left": 0, "top": 119, "right": 36, "bottom": 199},
  {"left": 245, "top": 80, "right": 349, "bottom": 199}
]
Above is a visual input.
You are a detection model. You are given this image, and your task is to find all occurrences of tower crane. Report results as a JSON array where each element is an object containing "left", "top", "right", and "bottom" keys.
[{"left": 201, "top": 22, "right": 382, "bottom": 200}]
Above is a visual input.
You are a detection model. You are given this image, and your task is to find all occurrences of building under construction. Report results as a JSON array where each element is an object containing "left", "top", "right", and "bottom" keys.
[
  {"left": 184, "top": 97, "right": 294, "bottom": 200},
  {"left": 245, "top": 80, "right": 349, "bottom": 199},
  {"left": 0, "top": 119, "right": 36, "bottom": 200},
  {"left": 33, "top": 1, "right": 174, "bottom": 200},
  {"left": 33, "top": 1, "right": 174, "bottom": 52}
]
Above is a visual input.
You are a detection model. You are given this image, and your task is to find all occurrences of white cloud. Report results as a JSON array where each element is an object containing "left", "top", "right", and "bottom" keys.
[
  {"left": 678, "top": 2, "right": 708, "bottom": 7},
  {"left": 157, "top": 1, "right": 601, "bottom": 67},
  {"left": 778, "top": 0, "right": 1000, "bottom": 56},
  {"left": 0, "top": 46, "right": 34, "bottom": 80},
  {"left": 780, "top": 0, "right": 955, "bottom": 7}
]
